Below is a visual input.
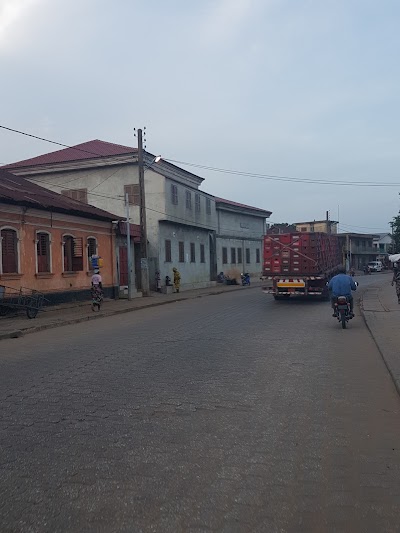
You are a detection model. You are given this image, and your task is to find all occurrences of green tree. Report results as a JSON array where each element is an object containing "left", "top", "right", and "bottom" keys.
[{"left": 390, "top": 215, "right": 400, "bottom": 253}]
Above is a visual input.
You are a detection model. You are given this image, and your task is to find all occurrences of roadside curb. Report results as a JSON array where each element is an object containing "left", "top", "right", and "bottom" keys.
[
  {"left": 0, "top": 284, "right": 259, "bottom": 341},
  {"left": 360, "top": 290, "right": 400, "bottom": 396}
]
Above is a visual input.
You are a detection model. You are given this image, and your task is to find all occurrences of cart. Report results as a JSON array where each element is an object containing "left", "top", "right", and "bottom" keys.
[{"left": 0, "top": 285, "right": 46, "bottom": 319}]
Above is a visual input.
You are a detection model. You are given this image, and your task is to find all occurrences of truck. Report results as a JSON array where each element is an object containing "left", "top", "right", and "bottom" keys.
[{"left": 261, "top": 232, "right": 342, "bottom": 300}]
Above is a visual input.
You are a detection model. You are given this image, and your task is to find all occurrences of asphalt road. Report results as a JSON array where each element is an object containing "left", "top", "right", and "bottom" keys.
[{"left": 1, "top": 273, "right": 399, "bottom": 533}]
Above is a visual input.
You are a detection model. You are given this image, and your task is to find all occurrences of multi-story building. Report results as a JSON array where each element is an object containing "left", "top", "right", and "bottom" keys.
[
  {"left": 3, "top": 140, "right": 272, "bottom": 292},
  {"left": 294, "top": 219, "right": 338, "bottom": 234},
  {"left": 337, "top": 233, "right": 379, "bottom": 270}
]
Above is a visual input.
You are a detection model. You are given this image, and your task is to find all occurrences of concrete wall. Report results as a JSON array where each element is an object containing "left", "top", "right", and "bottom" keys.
[
  {"left": 158, "top": 222, "right": 214, "bottom": 291},
  {"left": 217, "top": 209, "right": 265, "bottom": 239},
  {"left": 216, "top": 237, "right": 262, "bottom": 280},
  {"left": 165, "top": 178, "right": 216, "bottom": 231}
]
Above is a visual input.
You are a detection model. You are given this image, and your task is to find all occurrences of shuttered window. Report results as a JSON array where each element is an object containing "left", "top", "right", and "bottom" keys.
[
  {"left": 186, "top": 191, "right": 192, "bottom": 210},
  {"left": 195, "top": 194, "right": 201, "bottom": 213},
  {"left": 124, "top": 184, "right": 140, "bottom": 205},
  {"left": 222, "top": 247, "right": 228, "bottom": 264},
  {"left": 87, "top": 237, "right": 97, "bottom": 258},
  {"left": 165, "top": 240, "right": 172, "bottom": 262},
  {"left": 246, "top": 248, "right": 251, "bottom": 264},
  {"left": 171, "top": 185, "right": 178, "bottom": 205},
  {"left": 63, "top": 235, "right": 84, "bottom": 272},
  {"left": 1, "top": 229, "right": 18, "bottom": 274},
  {"left": 37, "top": 232, "right": 50, "bottom": 273},
  {"left": 237, "top": 248, "right": 242, "bottom": 264},
  {"left": 190, "top": 243, "right": 196, "bottom": 263},
  {"left": 256, "top": 248, "right": 260, "bottom": 263},
  {"left": 200, "top": 244, "right": 205, "bottom": 263},
  {"left": 179, "top": 241, "right": 185, "bottom": 263},
  {"left": 231, "top": 248, "right": 236, "bottom": 264},
  {"left": 61, "top": 188, "right": 88, "bottom": 203}
]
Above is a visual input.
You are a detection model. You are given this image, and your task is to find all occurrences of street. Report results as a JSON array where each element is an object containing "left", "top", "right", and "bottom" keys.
[{"left": 1, "top": 274, "right": 399, "bottom": 533}]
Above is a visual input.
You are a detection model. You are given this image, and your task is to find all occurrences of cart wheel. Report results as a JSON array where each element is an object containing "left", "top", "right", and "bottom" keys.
[{"left": 27, "top": 307, "right": 38, "bottom": 319}]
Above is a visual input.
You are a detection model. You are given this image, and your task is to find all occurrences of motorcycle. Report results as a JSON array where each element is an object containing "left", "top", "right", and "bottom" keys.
[
  {"left": 333, "top": 296, "right": 353, "bottom": 329},
  {"left": 241, "top": 272, "right": 250, "bottom": 286}
]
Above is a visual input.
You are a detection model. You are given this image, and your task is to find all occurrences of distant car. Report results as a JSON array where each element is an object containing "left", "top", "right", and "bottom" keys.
[{"left": 367, "top": 260, "right": 383, "bottom": 272}]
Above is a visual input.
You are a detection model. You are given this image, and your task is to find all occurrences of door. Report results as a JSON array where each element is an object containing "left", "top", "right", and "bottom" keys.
[
  {"left": 209, "top": 233, "right": 217, "bottom": 281},
  {"left": 119, "top": 246, "right": 128, "bottom": 286}
]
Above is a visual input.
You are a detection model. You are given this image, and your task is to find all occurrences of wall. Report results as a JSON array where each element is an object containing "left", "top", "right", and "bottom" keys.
[
  {"left": 217, "top": 209, "right": 265, "bottom": 239},
  {"left": 158, "top": 222, "right": 213, "bottom": 290},
  {"left": 216, "top": 237, "right": 262, "bottom": 279},
  {"left": 0, "top": 203, "right": 115, "bottom": 302}
]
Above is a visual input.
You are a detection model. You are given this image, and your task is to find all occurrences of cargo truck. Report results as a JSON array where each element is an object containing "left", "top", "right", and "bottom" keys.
[{"left": 261, "top": 232, "right": 342, "bottom": 300}]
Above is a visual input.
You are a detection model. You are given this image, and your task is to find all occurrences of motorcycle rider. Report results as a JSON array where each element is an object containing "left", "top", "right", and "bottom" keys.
[{"left": 328, "top": 265, "right": 357, "bottom": 317}]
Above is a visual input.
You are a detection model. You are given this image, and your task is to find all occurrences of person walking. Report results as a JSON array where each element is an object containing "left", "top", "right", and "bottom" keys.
[
  {"left": 173, "top": 267, "right": 181, "bottom": 293},
  {"left": 91, "top": 268, "right": 103, "bottom": 311},
  {"left": 391, "top": 263, "right": 400, "bottom": 304}
]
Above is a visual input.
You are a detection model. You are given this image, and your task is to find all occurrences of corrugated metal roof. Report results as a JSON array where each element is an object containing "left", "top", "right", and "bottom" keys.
[
  {"left": 2, "top": 140, "right": 137, "bottom": 169},
  {"left": 0, "top": 169, "right": 118, "bottom": 221},
  {"left": 215, "top": 197, "right": 272, "bottom": 216}
]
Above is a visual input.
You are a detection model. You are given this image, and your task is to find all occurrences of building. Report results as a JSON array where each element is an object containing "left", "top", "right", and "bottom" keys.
[
  {"left": 0, "top": 169, "right": 118, "bottom": 304},
  {"left": 337, "top": 233, "right": 379, "bottom": 270},
  {"left": 215, "top": 198, "right": 271, "bottom": 278},
  {"left": 294, "top": 219, "right": 338, "bottom": 234},
  {"left": 266, "top": 223, "right": 297, "bottom": 235},
  {"left": 3, "top": 140, "right": 272, "bottom": 291},
  {"left": 373, "top": 233, "right": 393, "bottom": 258}
]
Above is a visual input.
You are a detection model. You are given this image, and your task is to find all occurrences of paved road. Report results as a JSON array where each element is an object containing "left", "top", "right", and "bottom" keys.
[{"left": 1, "top": 274, "right": 399, "bottom": 532}]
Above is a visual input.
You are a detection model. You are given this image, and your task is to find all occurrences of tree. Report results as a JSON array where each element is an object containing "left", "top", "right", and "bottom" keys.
[{"left": 390, "top": 215, "right": 400, "bottom": 253}]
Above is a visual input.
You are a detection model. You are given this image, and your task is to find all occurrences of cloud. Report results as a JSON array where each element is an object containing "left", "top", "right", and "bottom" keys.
[{"left": 0, "top": 0, "right": 41, "bottom": 49}]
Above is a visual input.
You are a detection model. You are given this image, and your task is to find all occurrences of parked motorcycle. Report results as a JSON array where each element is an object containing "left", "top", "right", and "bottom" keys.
[
  {"left": 333, "top": 296, "right": 353, "bottom": 329},
  {"left": 241, "top": 272, "right": 250, "bottom": 286}
]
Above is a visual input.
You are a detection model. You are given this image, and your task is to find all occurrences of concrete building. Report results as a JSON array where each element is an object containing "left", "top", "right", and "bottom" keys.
[
  {"left": 3, "top": 140, "right": 272, "bottom": 291},
  {"left": 373, "top": 233, "right": 393, "bottom": 257},
  {"left": 337, "top": 233, "right": 379, "bottom": 270},
  {"left": 0, "top": 169, "right": 117, "bottom": 304},
  {"left": 295, "top": 219, "right": 338, "bottom": 234}
]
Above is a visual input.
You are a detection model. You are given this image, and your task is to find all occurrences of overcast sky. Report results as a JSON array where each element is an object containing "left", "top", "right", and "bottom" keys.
[{"left": 1, "top": 0, "right": 400, "bottom": 233}]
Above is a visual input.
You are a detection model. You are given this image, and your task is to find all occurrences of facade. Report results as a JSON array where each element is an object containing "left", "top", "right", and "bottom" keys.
[
  {"left": 0, "top": 169, "right": 117, "bottom": 304},
  {"left": 215, "top": 198, "right": 270, "bottom": 279},
  {"left": 337, "top": 233, "right": 379, "bottom": 270},
  {"left": 295, "top": 219, "right": 338, "bottom": 234},
  {"left": 3, "top": 140, "right": 272, "bottom": 291},
  {"left": 373, "top": 233, "right": 393, "bottom": 257}
]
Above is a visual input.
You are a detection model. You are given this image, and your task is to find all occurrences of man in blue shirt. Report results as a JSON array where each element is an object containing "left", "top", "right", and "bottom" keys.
[{"left": 328, "top": 265, "right": 357, "bottom": 317}]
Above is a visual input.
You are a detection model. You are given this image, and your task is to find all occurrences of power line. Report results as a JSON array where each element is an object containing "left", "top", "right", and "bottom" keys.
[{"left": 2, "top": 124, "right": 400, "bottom": 187}]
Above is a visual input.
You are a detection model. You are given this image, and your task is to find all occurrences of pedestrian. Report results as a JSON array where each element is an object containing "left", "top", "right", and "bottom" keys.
[
  {"left": 91, "top": 268, "right": 103, "bottom": 311},
  {"left": 172, "top": 267, "right": 181, "bottom": 293},
  {"left": 155, "top": 270, "right": 161, "bottom": 292},
  {"left": 391, "top": 263, "right": 400, "bottom": 304}
]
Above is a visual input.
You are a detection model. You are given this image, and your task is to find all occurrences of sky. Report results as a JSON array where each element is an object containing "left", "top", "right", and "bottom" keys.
[{"left": 1, "top": 0, "right": 400, "bottom": 233}]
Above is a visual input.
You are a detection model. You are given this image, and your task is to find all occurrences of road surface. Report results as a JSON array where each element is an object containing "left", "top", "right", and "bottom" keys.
[{"left": 0, "top": 273, "right": 399, "bottom": 532}]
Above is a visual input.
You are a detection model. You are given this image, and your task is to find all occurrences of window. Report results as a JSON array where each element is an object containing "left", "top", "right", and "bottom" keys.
[
  {"left": 1, "top": 229, "right": 18, "bottom": 274},
  {"left": 200, "top": 244, "right": 205, "bottom": 263},
  {"left": 171, "top": 184, "right": 178, "bottom": 205},
  {"left": 301, "top": 227, "right": 307, "bottom": 232},
  {"left": 206, "top": 198, "right": 211, "bottom": 215},
  {"left": 195, "top": 194, "right": 201, "bottom": 213},
  {"left": 231, "top": 248, "right": 236, "bottom": 264},
  {"left": 186, "top": 191, "right": 192, "bottom": 210},
  {"left": 61, "top": 188, "right": 88, "bottom": 203},
  {"left": 87, "top": 237, "right": 97, "bottom": 269},
  {"left": 37, "top": 232, "right": 50, "bottom": 273},
  {"left": 179, "top": 241, "right": 185, "bottom": 262},
  {"left": 124, "top": 184, "right": 140, "bottom": 205},
  {"left": 165, "top": 239, "right": 172, "bottom": 262},
  {"left": 63, "top": 235, "right": 84, "bottom": 272},
  {"left": 190, "top": 242, "right": 196, "bottom": 263},
  {"left": 222, "top": 247, "right": 228, "bottom": 264},
  {"left": 246, "top": 248, "right": 251, "bottom": 264},
  {"left": 256, "top": 248, "right": 260, "bottom": 263},
  {"left": 237, "top": 248, "right": 242, "bottom": 264}
]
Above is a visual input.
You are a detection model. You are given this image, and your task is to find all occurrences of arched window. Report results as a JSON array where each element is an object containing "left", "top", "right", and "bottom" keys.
[
  {"left": 37, "top": 232, "right": 51, "bottom": 273},
  {"left": 1, "top": 228, "right": 18, "bottom": 274},
  {"left": 63, "top": 235, "right": 83, "bottom": 272}
]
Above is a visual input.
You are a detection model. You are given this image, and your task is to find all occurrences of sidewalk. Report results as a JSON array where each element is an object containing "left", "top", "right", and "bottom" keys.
[
  {"left": 0, "top": 282, "right": 261, "bottom": 341},
  {"left": 361, "top": 281, "right": 400, "bottom": 394}
]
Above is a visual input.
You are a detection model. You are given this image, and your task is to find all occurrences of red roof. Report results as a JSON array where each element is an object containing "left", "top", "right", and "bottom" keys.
[
  {"left": 2, "top": 140, "right": 136, "bottom": 169},
  {"left": 0, "top": 168, "right": 118, "bottom": 221},
  {"left": 215, "top": 197, "right": 271, "bottom": 216}
]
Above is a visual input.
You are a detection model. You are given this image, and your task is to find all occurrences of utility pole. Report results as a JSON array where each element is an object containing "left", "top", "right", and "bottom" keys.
[
  {"left": 137, "top": 128, "right": 150, "bottom": 296},
  {"left": 125, "top": 193, "right": 133, "bottom": 301}
]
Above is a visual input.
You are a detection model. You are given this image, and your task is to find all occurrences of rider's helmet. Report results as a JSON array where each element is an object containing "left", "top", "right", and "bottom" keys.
[{"left": 337, "top": 265, "right": 346, "bottom": 274}]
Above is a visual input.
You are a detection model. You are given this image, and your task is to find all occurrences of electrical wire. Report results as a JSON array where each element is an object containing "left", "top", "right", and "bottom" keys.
[{"left": 2, "top": 124, "right": 400, "bottom": 187}]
